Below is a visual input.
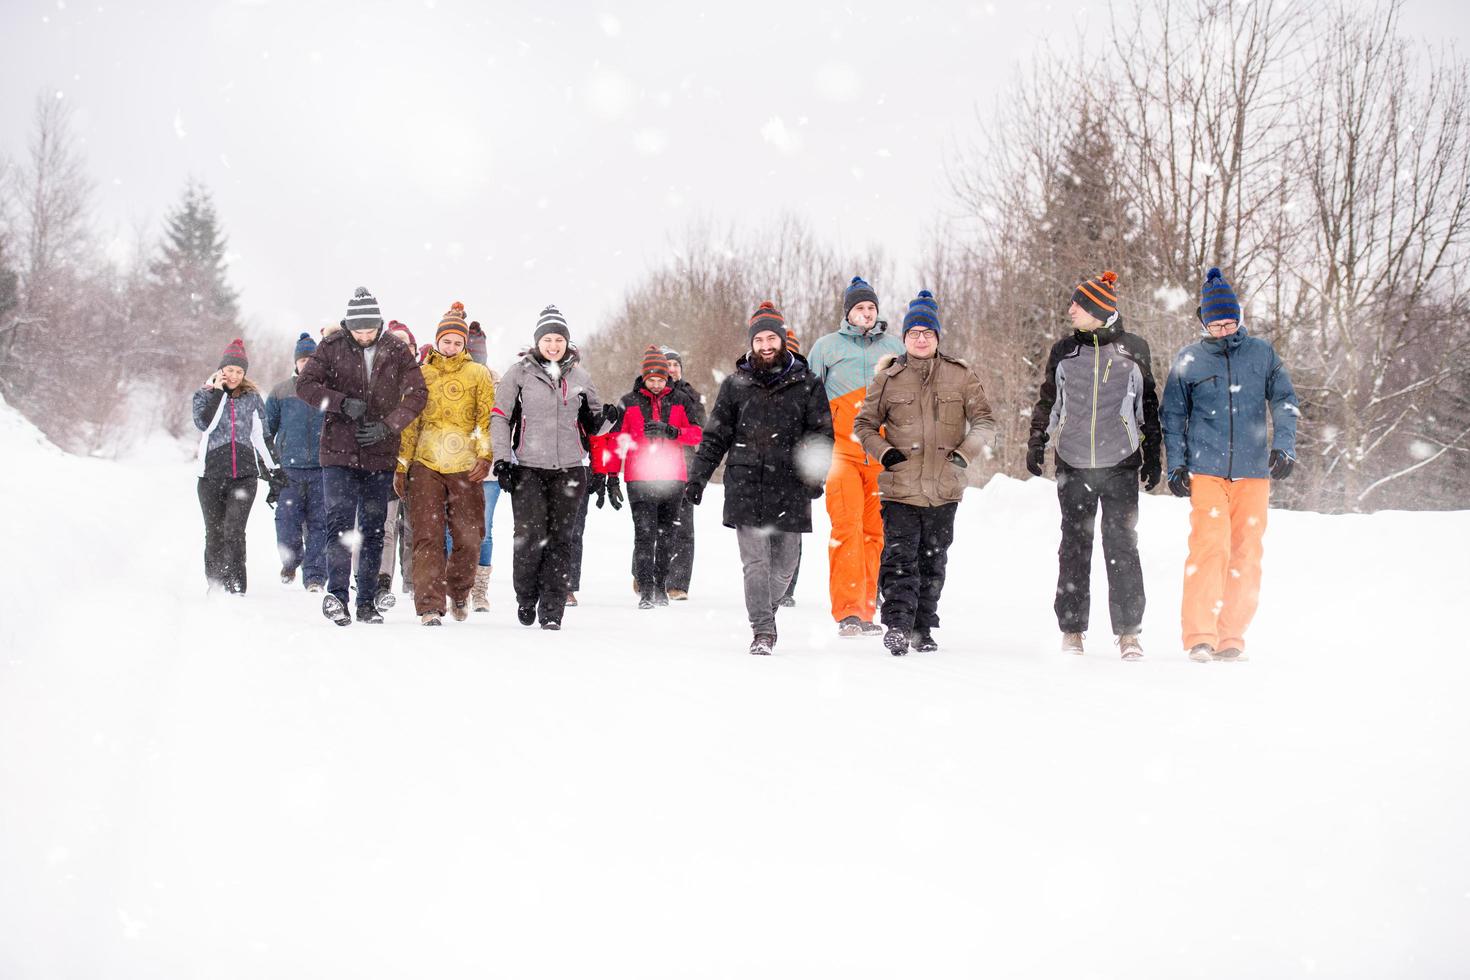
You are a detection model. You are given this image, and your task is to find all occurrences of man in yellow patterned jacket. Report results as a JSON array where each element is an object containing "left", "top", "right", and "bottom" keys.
[{"left": 395, "top": 302, "right": 495, "bottom": 626}]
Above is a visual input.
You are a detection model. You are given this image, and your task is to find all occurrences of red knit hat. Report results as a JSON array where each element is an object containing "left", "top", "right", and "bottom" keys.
[{"left": 218, "top": 337, "right": 248, "bottom": 371}]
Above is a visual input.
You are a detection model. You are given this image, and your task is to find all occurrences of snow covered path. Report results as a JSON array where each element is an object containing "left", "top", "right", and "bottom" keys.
[{"left": 2, "top": 407, "right": 1467, "bottom": 978}]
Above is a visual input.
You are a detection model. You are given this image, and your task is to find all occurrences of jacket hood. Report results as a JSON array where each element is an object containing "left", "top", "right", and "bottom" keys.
[
  {"left": 425, "top": 349, "right": 472, "bottom": 372},
  {"left": 1073, "top": 315, "right": 1126, "bottom": 347},
  {"left": 735, "top": 348, "right": 807, "bottom": 384},
  {"left": 1200, "top": 321, "right": 1251, "bottom": 349},
  {"left": 837, "top": 318, "right": 892, "bottom": 340}
]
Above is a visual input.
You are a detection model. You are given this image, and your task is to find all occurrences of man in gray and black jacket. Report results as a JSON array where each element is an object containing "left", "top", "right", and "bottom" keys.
[{"left": 1026, "top": 271, "right": 1161, "bottom": 660}]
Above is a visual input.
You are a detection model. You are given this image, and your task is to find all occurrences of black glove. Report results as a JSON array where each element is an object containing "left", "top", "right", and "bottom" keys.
[
  {"left": 602, "top": 403, "right": 623, "bottom": 426},
  {"left": 1025, "top": 443, "right": 1046, "bottom": 477},
  {"left": 1168, "top": 467, "right": 1192, "bottom": 498},
  {"left": 577, "top": 393, "right": 598, "bottom": 435},
  {"left": 808, "top": 482, "right": 824, "bottom": 500},
  {"left": 643, "top": 419, "right": 680, "bottom": 440},
  {"left": 494, "top": 460, "right": 517, "bottom": 493},
  {"left": 1269, "top": 449, "right": 1294, "bottom": 481},
  {"left": 341, "top": 397, "right": 368, "bottom": 421},
  {"left": 265, "top": 469, "right": 288, "bottom": 508},
  {"left": 355, "top": 420, "right": 389, "bottom": 445},
  {"left": 947, "top": 451, "right": 967, "bottom": 469},
  {"left": 607, "top": 475, "right": 624, "bottom": 510},
  {"left": 1141, "top": 456, "right": 1162, "bottom": 492},
  {"left": 879, "top": 447, "right": 906, "bottom": 470},
  {"left": 684, "top": 481, "right": 704, "bottom": 506},
  {"left": 589, "top": 472, "right": 608, "bottom": 508}
]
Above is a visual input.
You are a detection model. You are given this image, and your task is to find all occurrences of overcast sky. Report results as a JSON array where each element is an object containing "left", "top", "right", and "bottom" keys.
[{"left": 3, "top": 0, "right": 1468, "bottom": 366}]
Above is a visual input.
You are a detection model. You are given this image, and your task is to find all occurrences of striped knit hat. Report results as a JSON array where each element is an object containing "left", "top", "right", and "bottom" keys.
[
  {"left": 902, "top": 290, "right": 941, "bottom": 336},
  {"left": 219, "top": 337, "right": 248, "bottom": 371},
  {"left": 1072, "top": 271, "right": 1119, "bottom": 325},
  {"left": 437, "top": 302, "right": 469, "bottom": 341},
  {"left": 1198, "top": 267, "right": 1241, "bottom": 326},
  {"left": 748, "top": 300, "right": 785, "bottom": 345},
  {"left": 535, "top": 304, "right": 570, "bottom": 342},
  {"left": 844, "top": 275, "right": 879, "bottom": 317},
  {"left": 293, "top": 332, "right": 317, "bottom": 361},
  {"left": 785, "top": 328, "right": 802, "bottom": 355},
  {"left": 641, "top": 344, "right": 670, "bottom": 381},
  {"left": 344, "top": 286, "right": 384, "bottom": 330}
]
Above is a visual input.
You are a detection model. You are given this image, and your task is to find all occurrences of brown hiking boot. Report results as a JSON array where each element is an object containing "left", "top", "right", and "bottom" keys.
[
  {"left": 1117, "top": 634, "right": 1143, "bottom": 661},
  {"left": 667, "top": 588, "right": 688, "bottom": 601},
  {"left": 450, "top": 595, "right": 469, "bottom": 622},
  {"left": 1061, "top": 632, "right": 1085, "bottom": 655},
  {"left": 1213, "top": 646, "right": 1248, "bottom": 662},
  {"left": 471, "top": 565, "right": 491, "bottom": 612},
  {"left": 1188, "top": 643, "right": 1215, "bottom": 663}
]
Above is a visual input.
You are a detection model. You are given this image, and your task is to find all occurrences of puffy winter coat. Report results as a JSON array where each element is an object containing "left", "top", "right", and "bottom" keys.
[
  {"left": 854, "top": 352, "right": 996, "bottom": 507},
  {"left": 1028, "top": 319, "right": 1161, "bottom": 472},
  {"left": 295, "top": 330, "right": 428, "bottom": 471},
  {"left": 193, "top": 383, "right": 277, "bottom": 479},
  {"left": 590, "top": 377, "right": 704, "bottom": 503},
  {"left": 490, "top": 347, "right": 602, "bottom": 471},
  {"left": 806, "top": 320, "right": 905, "bottom": 464},
  {"left": 687, "top": 351, "right": 834, "bottom": 533},
  {"left": 396, "top": 349, "right": 494, "bottom": 475},
  {"left": 1161, "top": 324, "right": 1299, "bottom": 480},
  {"left": 265, "top": 376, "right": 323, "bottom": 469}
]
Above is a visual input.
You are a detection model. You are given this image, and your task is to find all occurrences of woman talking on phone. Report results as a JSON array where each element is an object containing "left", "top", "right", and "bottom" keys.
[{"left": 192, "top": 338, "right": 282, "bottom": 595}]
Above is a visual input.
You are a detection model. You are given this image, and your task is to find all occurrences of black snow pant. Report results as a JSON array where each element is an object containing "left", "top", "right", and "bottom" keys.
[
  {"left": 566, "top": 465, "right": 592, "bottom": 592},
  {"left": 878, "top": 501, "right": 957, "bottom": 634},
  {"left": 1054, "top": 462, "right": 1145, "bottom": 635},
  {"left": 631, "top": 495, "right": 682, "bottom": 593},
  {"left": 511, "top": 465, "right": 588, "bottom": 625},
  {"left": 666, "top": 495, "right": 696, "bottom": 592},
  {"left": 198, "top": 475, "right": 258, "bottom": 593}
]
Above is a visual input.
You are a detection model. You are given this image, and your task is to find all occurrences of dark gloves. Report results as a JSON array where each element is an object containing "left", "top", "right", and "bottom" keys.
[
  {"left": 493, "top": 460, "right": 517, "bottom": 493},
  {"left": 355, "top": 421, "right": 389, "bottom": 445},
  {"left": 1025, "top": 443, "right": 1046, "bottom": 477},
  {"left": 265, "top": 469, "right": 288, "bottom": 508},
  {"left": 577, "top": 393, "right": 599, "bottom": 435},
  {"left": 589, "top": 472, "right": 608, "bottom": 507},
  {"left": 808, "top": 482, "right": 825, "bottom": 500},
  {"left": 602, "top": 403, "right": 623, "bottom": 427},
  {"left": 1141, "top": 456, "right": 1162, "bottom": 492},
  {"left": 1269, "top": 449, "right": 1294, "bottom": 481},
  {"left": 341, "top": 397, "right": 368, "bottom": 421},
  {"left": 684, "top": 481, "right": 704, "bottom": 506},
  {"left": 643, "top": 419, "right": 680, "bottom": 440},
  {"left": 947, "top": 451, "right": 967, "bottom": 469},
  {"left": 606, "top": 474, "right": 624, "bottom": 510},
  {"left": 879, "top": 447, "right": 906, "bottom": 470},
  {"left": 1168, "top": 467, "right": 1192, "bottom": 498}
]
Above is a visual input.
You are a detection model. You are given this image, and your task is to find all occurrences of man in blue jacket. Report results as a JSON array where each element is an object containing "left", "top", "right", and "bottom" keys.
[
  {"left": 1161, "top": 268, "right": 1300, "bottom": 663},
  {"left": 266, "top": 332, "right": 328, "bottom": 591}
]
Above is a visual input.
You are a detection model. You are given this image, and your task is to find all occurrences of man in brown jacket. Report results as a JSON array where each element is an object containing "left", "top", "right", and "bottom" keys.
[
  {"left": 297, "top": 287, "right": 428, "bottom": 626},
  {"left": 853, "top": 290, "right": 995, "bottom": 655}
]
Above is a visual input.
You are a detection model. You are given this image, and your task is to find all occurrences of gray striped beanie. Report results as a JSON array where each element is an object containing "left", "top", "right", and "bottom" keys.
[
  {"left": 534, "top": 304, "right": 570, "bottom": 342},
  {"left": 344, "top": 286, "right": 384, "bottom": 329}
]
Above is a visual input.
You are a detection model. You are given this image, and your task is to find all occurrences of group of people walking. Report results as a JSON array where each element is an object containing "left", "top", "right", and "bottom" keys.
[{"left": 193, "top": 265, "right": 1298, "bottom": 660}]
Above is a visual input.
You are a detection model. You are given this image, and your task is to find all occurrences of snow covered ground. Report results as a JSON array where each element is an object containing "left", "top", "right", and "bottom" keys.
[{"left": 2, "top": 400, "right": 1468, "bottom": 979}]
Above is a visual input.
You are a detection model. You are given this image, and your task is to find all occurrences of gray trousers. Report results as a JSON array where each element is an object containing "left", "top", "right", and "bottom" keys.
[{"left": 735, "top": 526, "right": 802, "bottom": 634}]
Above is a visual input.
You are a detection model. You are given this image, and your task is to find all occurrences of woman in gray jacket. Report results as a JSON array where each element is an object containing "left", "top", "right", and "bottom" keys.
[{"left": 490, "top": 306, "right": 611, "bottom": 630}]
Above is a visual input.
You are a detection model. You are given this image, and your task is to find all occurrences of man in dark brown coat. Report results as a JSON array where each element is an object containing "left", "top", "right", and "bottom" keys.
[
  {"left": 297, "top": 286, "right": 428, "bottom": 625},
  {"left": 853, "top": 290, "right": 995, "bottom": 655}
]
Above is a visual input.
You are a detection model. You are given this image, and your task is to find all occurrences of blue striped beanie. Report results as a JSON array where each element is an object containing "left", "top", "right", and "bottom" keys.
[
  {"left": 902, "top": 290, "right": 940, "bottom": 336},
  {"left": 293, "top": 331, "right": 317, "bottom": 360},
  {"left": 1199, "top": 267, "right": 1241, "bottom": 326}
]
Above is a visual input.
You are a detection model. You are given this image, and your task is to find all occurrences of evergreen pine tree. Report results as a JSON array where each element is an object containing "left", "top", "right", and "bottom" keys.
[{"left": 148, "top": 180, "right": 240, "bottom": 371}]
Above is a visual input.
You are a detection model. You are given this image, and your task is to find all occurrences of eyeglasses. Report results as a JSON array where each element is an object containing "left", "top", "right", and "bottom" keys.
[{"left": 906, "top": 329, "right": 937, "bottom": 340}]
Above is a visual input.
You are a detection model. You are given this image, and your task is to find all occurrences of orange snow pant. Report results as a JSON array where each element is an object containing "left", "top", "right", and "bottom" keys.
[
  {"left": 825, "top": 455, "right": 884, "bottom": 622},
  {"left": 1182, "top": 475, "right": 1269, "bottom": 652}
]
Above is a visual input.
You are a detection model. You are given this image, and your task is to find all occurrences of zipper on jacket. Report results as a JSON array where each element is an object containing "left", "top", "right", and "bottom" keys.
[
  {"left": 1224, "top": 346, "right": 1235, "bottom": 479},
  {"left": 230, "top": 398, "right": 238, "bottom": 478},
  {"left": 1089, "top": 334, "right": 1100, "bottom": 467}
]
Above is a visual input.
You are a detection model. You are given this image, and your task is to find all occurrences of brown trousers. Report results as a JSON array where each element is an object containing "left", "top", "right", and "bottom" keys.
[{"left": 407, "top": 463, "right": 485, "bottom": 616}]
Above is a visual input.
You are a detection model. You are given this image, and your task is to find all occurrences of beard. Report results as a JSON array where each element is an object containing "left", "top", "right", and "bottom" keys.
[{"left": 751, "top": 347, "right": 784, "bottom": 370}]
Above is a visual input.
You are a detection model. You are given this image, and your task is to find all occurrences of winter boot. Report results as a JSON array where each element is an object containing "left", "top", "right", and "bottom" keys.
[
  {"left": 377, "top": 572, "right": 392, "bottom": 595},
  {"left": 421, "top": 613, "right": 443, "bottom": 627},
  {"left": 472, "top": 565, "right": 491, "bottom": 612},
  {"left": 373, "top": 590, "right": 396, "bottom": 613},
  {"left": 305, "top": 581, "right": 325, "bottom": 593},
  {"left": 322, "top": 594, "right": 352, "bottom": 627},
  {"left": 749, "top": 633, "right": 775, "bottom": 656},
  {"left": 1118, "top": 634, "right": 1144, "bottom": 661},
  {"left": 1061, "top": 632, "right": 1085, "bottom": 655},
  {"left": 541, "top": 621, "right": 561, "bottom": 631},
  {"left": 778, "top": 594, "right": 796, "bottom": 608},
  {"left": 356, "top": 604, "right": 384, "bottom": 624},
  {"left": 667, "top": 588, "right": 688, "bottom": 601},
  {"left": 516, "top": 601, "right": 536, "bottom": 626},
  {"left": 638, "top": 590, "right": 655, "bottom": 610},
  {"left": 653, "top": 588, "right": 670, "bottom": 607},
  {"left": 280, "top": 567, "right": 296, "bottom": 585},
  {"left": 859, "top": 620, "right": 884, "bottom": 637},
  {"left": 1188, "top": 643, "right": 1215, "bottom": 663},
  {"left": 633, "top": 578, "right": 641, "bottom": 594},
  {"left": 1212, "top": 646, "right": 1247, "bottom": 662},
  {"left": 450, "top": 595, "right": 470, "bottom": 622},
  {"left": 838, "top": 615, "right": 865, "bottom": 638},
  {"left": 565, "top": 592, "right": 578, "bottom": 607},
  {"left": 883, "top": 627, "right": 910, "bottom": 656},
  {"left": 911, "top": 630, "right": 938, "bottom": 653}
]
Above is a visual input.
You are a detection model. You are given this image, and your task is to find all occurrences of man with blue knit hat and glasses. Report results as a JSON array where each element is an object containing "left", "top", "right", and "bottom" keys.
[{"left": 1161, "top": 267, "right": 1299, "bottom": 663}]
